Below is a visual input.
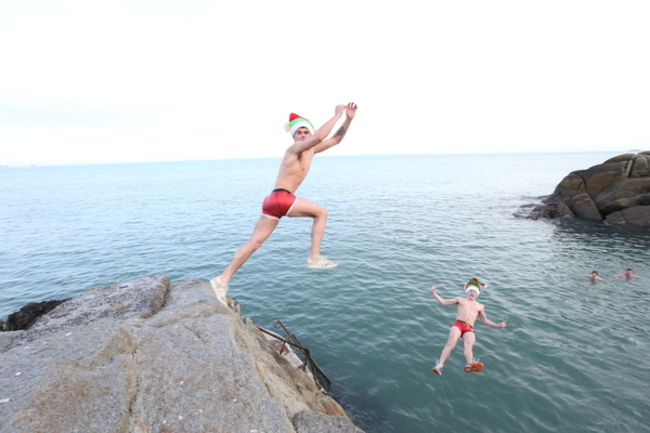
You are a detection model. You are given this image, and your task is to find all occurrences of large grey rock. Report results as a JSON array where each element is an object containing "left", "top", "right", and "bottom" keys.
[
  {"left": 293, "top": 410, "right": 365, "bottom": 433},
  {"left": 578, "top": 161, "right": 629, "bottom": 198},
  {"left": 570, "top": 193, "right": 601, "bottom": 220},
  {"left": 524, "top": 152, "right": 650, "bottom": 229},
  {"left": 605, "top": 205, "right": 650, "bottom": 228},
  {"left": 555, "top": 200, "right": 575, "bottom": 218},
  {"left": 594, "top": 178, "right": 650, "bottom": 210},
  {"left": 0, "top": 330, "right": 23, "bottom": 352},
  {"left": 0, "top": 276, "right": 362, "bottom": 433}
]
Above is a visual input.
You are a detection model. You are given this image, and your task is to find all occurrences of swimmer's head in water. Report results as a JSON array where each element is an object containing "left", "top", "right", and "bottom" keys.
[
  {"left": 464, "top": 278, "right": 487, "bottom": 296},
  {"left": 285, "top": 113, "right": 314, "bottom": 138}
]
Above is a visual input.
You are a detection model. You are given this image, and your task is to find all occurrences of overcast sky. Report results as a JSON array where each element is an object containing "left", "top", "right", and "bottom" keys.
[{"left": 1, "top": 0, "right": 649, "bottom": 166}]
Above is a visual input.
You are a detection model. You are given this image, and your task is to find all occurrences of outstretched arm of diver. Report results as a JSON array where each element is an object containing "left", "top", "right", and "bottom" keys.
[
  {"left": 431, "top": 284, "right": 459, "bottom": 306},
  {"left": 314, "top": 102, "right": 358, "bottom": 154},
  {"left": 478, "top": 308, "right": 507, "bottom": 328},
  {"left": 288, "top": 105, "right": 347, "bottom": 154}
]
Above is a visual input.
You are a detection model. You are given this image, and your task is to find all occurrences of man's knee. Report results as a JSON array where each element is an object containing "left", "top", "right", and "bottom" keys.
[
  {"left": 313, "top": 207, "right": 328, "bottom": 219},
  {"left": 246, "top": 237, "right": 266, "bottom": 251},
  {"left": 463, "top": 335, "right": 476, "bottom": 347},
  {"left": 445, "top": 338, "right": 459, "bottom": 349}
]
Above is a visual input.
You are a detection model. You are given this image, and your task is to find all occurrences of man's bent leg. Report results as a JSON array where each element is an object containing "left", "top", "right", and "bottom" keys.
[
  {"left": 286, "top": 197, "right": 333, "bottom": 265},
  {"left": 218, "top": 216, "right": 279, "bottom": 285}
]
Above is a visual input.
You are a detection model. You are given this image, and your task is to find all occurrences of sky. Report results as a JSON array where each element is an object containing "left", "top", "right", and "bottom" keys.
[{"left": 1, "top": 0, "right": 649, "bottom": 166}]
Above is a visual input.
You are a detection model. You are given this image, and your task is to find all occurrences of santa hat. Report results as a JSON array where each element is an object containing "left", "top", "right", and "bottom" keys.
[
  {"left": 464, "top": 278, "right": 487, "bottom": 296},
  {"left": 285, "top": 113, "right": 314, "bottom": 138}
]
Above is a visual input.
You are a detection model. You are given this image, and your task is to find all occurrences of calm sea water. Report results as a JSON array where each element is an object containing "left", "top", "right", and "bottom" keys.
[{"left": 2, "top": 152, "right": 650, "bottom": 433}]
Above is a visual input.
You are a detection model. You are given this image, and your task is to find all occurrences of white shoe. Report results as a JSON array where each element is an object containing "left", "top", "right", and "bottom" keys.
[
  {"left": 210, "top": 277, "right": 229, "bottom": 305},
  {"left": 307, "top": 256, "right": 338, "bottom": 269}
]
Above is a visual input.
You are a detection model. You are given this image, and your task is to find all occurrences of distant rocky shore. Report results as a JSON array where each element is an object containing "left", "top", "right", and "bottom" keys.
[
  {"left": 518, "top": 151, "right": 650, "bottom": 229},
  {"left": 0, "top": 276, "right": 364, "bottom": 433}
]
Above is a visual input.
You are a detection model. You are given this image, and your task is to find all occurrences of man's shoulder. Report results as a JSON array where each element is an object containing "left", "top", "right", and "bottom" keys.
[{"left": 285, "top": 142, "right": 315, "bottom": 156}]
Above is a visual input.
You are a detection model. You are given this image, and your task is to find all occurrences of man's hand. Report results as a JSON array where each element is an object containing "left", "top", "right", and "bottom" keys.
[
  {"left": 431, "top": 284, "right": 437, "bottom": 296},
  {"left": 499, "top": 321, "right": 507, "bottom": 328},
  {"left": 335, "top": 104, "right": 347, "bottom": 117},
  {"left": 346, "top": 102, "right": 358, "bottom": 119}
]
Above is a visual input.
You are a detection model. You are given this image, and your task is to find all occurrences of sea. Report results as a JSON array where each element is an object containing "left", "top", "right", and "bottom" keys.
[{"left": 2, "top": 151, "right": 649, "bottom": 433}]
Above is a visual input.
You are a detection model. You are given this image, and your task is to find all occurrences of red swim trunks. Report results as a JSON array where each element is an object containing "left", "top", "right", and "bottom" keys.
[
  {"left": 262, "top": 189, "right": 298, "bottom": 219},
  {"left": 452, "top": 320, "right": 474, "bottom": 337}
]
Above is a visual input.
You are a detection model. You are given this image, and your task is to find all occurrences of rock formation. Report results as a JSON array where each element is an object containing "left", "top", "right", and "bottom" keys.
[
  {"left": 524, "top": 152, "right": 650, "bottom": 228},
  {"left": 0, "top": 276, "right": 364, "bottom": 433},
  {"left": 4, "top": 299, "right": 70, "bottom": 331}
]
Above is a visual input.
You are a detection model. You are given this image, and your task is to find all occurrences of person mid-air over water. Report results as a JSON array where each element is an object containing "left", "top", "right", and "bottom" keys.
[
  {"left": 430, "top": 278, "right": 507, "bottom": 375},
  {"left": 210, "top": 103, "right": 358, "bottom": 304}
]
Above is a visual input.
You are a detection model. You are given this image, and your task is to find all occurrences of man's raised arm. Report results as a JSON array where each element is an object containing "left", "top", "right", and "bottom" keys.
[
  {"left": 431, "top": 284, "right": 459, "bottom": 306},
  {"left": 314, "top": 102, "right": 357, "bottom": 154},
  {"left": 288, "top": 104, "right": 347, "bottom": 154}
]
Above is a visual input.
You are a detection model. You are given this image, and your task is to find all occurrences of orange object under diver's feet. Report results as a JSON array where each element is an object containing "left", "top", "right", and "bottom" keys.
[
  {"left": 464, "top": 362, "right": 484, "bottom": 373},
  {"left": 432, "top": 366, "right": 443, "bottom": 375}
]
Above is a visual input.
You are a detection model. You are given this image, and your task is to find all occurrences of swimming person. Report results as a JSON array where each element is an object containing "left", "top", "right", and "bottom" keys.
[
  {"left": 210, "top": 103, "right": 358, "bottom": 304},
  {"left": 588, "top": 271, "right": 604, "bottom": 281},
  {"left": 614, "top": 268, "right": 643, "bottom": 279},
  {"left": 430, "top": 279, "right": 507, "bottom": 375}
]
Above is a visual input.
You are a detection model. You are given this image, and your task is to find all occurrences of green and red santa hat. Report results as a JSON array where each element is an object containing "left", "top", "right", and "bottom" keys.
[
  {"left": 285, "top": 113, "right": 314, "bottom": 138},
  {"left": 464, "top": 278, "right": 487, "bottom": 296}
]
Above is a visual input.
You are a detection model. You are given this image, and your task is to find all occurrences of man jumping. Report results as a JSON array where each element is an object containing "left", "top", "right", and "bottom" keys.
[
  {"left": 430, "top": 279, "right": 507, "bottom": 375},
  {"left": 210, "top": 103, "right": 358, "bottom": 304}
]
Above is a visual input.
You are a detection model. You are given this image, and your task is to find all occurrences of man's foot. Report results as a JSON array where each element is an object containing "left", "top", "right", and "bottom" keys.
[
  {"left": 463, "top": 360, "right": 484, "bottom": 373},
  {"left": 432, "top": 364, "right": 443, "bottom": 375},
  {"left": 307, "top": 256, "right": 338, "bottom": 269},
  {"left": 210, "top": 277, "right": 229, "bottom": 305}
]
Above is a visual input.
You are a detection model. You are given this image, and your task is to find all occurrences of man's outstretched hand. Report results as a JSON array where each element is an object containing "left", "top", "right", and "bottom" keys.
[{"left": 346, "top": 102, "right": 358, "bottom": 119}]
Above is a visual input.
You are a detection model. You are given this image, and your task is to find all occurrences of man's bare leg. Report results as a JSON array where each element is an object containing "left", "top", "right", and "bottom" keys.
[
  {"left": 432, "top": 327, "right": 461, "bottom": 375},
  {"left": 462, "top": 332, "right": 484, "bottom": 372},
  {"left": 463, "top": 332, "right": 476, "bottom": 364},
  {"left": 287, "top": 197, "right": 336, "bottom": 267},
  {"left": 212, "top": 216, "right": 279, "bottom": 303}
]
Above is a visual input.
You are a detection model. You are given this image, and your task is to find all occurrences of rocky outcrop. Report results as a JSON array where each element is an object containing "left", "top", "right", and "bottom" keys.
[
  {"left": 4, "top": 299, "right": 70, "bottom": 331},
  {"left": 0, "top": 276, "right": 363, "bottom": 433},
  {"left": 523, "top": 152, "right": 650, "bottom": 228}
]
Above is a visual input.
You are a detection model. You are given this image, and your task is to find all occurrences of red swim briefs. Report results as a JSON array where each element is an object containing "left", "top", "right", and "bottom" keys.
[
  {"left": 452, "top": 320, "right": 474, "bottom": 337},
  {"left": 262, "top": 189, "right": 298, "bottom": 219}
]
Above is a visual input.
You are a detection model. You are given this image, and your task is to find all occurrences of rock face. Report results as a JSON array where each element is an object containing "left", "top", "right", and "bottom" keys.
[
  {"left": 4, "top": 299, "right": 70, "bottom": 331},
  {"left": 0, "top": 276, "right": 364, "bottom": 433},
  {"left": 526, "top": 152, "right": 650, "bottom": 228}
]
